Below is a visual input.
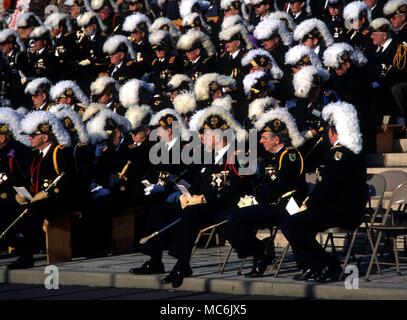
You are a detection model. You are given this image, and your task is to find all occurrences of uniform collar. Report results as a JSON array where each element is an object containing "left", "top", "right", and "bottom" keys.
[
  {"left": 40, "top": 143, "right": 53, "bottom": 158},
  {"left": 214, "top": 143, "right": 231, "bottom": 165}
]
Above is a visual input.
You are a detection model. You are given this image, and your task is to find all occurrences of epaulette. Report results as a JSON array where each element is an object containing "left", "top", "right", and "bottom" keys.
[
  {"left": 126, "top": 60, "right": 134, "bottom": 66},
  {"left": 220, "top": 52, "right": 226, "bottom": 58},
  {"left": 362, "top": 29, "right": 370, "bottom": 35},
  {"left": 169, "top": 56, "right": 176, "bottom": 64},
  {"left": 64, "top": 32, "right": 70, "bottom": 37},
  {"left": 152, "top": 58, "right": 157, "bottom": 65},
  {"left": 128, "top": 144, "right": 137, "bottom": 149},
  {"left": 57, "top": 144, "right": 67, "bottom": 149},
  {"left": 77, "top": 142, "right": 87, "bottom": 147},
  {"left": 202, "top": 57, "right": 210, "bottom": 64},
  {"left": 154, "top": 99, "right": 162, "bottom": 106}
]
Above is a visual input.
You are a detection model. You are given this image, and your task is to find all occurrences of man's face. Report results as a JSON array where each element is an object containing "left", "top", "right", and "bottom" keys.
[
  {"left": 328, "top": 6, "right": 340, "bottom": 16},
  {"left": 202, "top": 130, "right": 218, "bottom": 150},
  {"left": 17, "top": 27, "right": 32, "bottom": 40},
  {"left": 110, "top": 51, "right": 124, "bottom": 65},
  {"left": 84, "top": 23, "right": 96, "bottom": 36},
  {"left": 29, "top": 133, "right": 48, "bottom": 150},
  {"left": 154, "top": 49, "right": 166, "bottom": 59},
  {"left": 157, "top": 126, "right": 171, "bottom": 142},
  {"left": 260, "top": 132, "right": 279, "bottom": 152},
  {"left": 335, "top": 61, "right": 351, "bottom": 76},
  {"left": 389, "top": 13, "right": 406, "bottom": 29},
  {"left": 185, "top": 48, "right": 201, "bottom": 61},
  {"left": 131, "top": 129, "right": 148, "bottom": 144},
  {"left": 32, "top": 39, "right": 45, "bottom": 52},
  {"left": 69, "top": 4, "right": 81, "bottom": 18},
  {"left": 254, "top": 3, "right": 269, "bottom": 16},
  {"left": 131, "top": 30, "right": 145, "bottom": 43},
  {"left": 129, "top": 2, "right": 142, "bottom": 12},
  {"left": 302, "top": 37, "right": 319, "bottom": 49},
  {"left": 371, "top": 31, "right": 387, "bottom": 46},
  {"left": 225, "top": 40, "right": 240, "bottom": 53},
  {"left": 98, "top": 93, "right": 113, "bottom": 104},
  {"left": 0, "top": 134, "right": 7, "bottom": 147},
  {"left": 224, "top": 8, "right": 239, "bottom": 17},
  {"left": 261, "top": 37, "right": 279, "bottom": 51},
  {"left": 50, "top": 27, "right": 62, "bottom": 38},
  {"left": 0, "top": 42, "right": 13, "bottom": 55},
  {"left": 350, "top": 17, "right": 365, "bottom": 30},
  {"left": 98, "top": 6, "right": 110, "bottom": 21},
  {"left": 289, "top": 1, "right": 304, "bottom": 14},
  {"left": 327, "top": 127, "right": 338, "bottom": 146},
  {"left": 363, "top": 0, "right": 376, "bottom": 8},
  {"left": 58, "top": 96, "right": 73, "bottom": 105},
  {"left": 32, "top": 92, "right": 47, "bottom": 108}
]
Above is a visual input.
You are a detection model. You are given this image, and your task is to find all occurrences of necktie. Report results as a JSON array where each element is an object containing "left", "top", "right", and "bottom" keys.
[{"left": 377, "top": 46, "right": 383, "bottom": 54}]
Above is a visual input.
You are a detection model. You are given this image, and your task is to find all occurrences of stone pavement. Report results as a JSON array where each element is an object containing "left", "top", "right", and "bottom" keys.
[{"left": 1, "top": 244, "right": 407, "bottom": 300}]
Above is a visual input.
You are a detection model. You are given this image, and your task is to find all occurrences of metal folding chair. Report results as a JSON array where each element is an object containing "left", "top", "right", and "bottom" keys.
[{"left": 365, "top": 181, "right": 407, "bottom": 281}]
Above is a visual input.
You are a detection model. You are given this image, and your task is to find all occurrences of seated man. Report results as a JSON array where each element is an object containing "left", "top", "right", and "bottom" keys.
[
  {"left": 160, "top": 104, "right": 253, "bottom": 288},
  {"left": 281, "top": 101, "right": 368, "bottom": 282},
  {"left": 10, "top": 111, "right": 75, "bottom": 269},
  {"left": 219, "top": 108, "right": 308, "bottom": 278}
]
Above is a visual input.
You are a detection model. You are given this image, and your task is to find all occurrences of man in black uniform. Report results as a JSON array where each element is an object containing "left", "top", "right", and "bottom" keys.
[
  {"left": 149, "top": 30, "right": 181, "bottom": 93},
  {"left": 384, "top": 0, "right": 407, "bottom": 43},
  {"left": 122, "top": 13, "right": 154, "bottom": 79},
  {"left": 128, "top": 108, "right": 192, "bottom": 275},
  {"left": 45, "top": 12, "right": 80, "bottom": 78},
  {"left": 0, "top": 29, "right": 30, "bottom": 78},
  {"left": 281, "top": 101, "right": 368, "bottom": 282},
  {"left": 103, "top": 35, "right": 137, "bottom": 84},
  {"left": 218, "top": 24, "right": 252, "bottom": 81},
  {"left": 90, "top": 76, "right": 125, "bottom": 115},
  {"left": 24, "top": 77, "right": 53, "bottom": 111},
  {"left": 288, "top": 0, "right": 310, "bottom": 24},
  {"left": 343, "top": 1, "right": 375, "bottom": 59},
  {"left": 10, "top": 111, "right": 75, "bottom": 269},
  {"left": 323, "top": 0, "right": 347, "bottom": 43},
  {"left": 0, "top": 108, "right": 31, "bottom": 250},
  {"left": 160, "top": 106, "right": 252, "bottom": 288},
  {"left": 91, "top": 0, "right": 122, "bottom": 35},
  {"left": 219, "top": 108, "right": 308, "bottom": 278},
  {"left": 27, "top": 26, "right": 58, "bottom": 81},
  {"left": 177, "top": 29, "right": 216, "bottom": 81}
]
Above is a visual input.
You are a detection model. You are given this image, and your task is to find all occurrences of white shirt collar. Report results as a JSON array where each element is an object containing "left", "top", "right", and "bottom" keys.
[
  {"left": 272, "top": 144, "right": 285, "bottom": 155},
  {"left": 37, "top": 47, "right": 45, "bottom": 55},
  {"left": 231, "top": 49, "right": 241, "bottom": 59},
  {"left": 215, "top": 143, "right": 231, "bottom": 165},
  {"left": 192, "top": 56, "right": 201, "bottom": 64},
  {"left": 334, "top": 140, "right": 340, "bottom": 147},
  {"left": 41, "top": 143, "right": 53, "bottom": 157},
  {"left": 167, "top": 137, "right": 178, "bottom": 151},
  {"left": 314, "top": 45, "right": 321, "bottom": 55},
  {"left": 38, "top": 102, "right": 47, "bottom": 110},
  {"left": 380, "top": 38, "right": 393, "bottom": 52}
]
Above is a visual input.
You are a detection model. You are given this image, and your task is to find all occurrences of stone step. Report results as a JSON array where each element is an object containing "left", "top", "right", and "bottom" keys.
[
  {"left": 366, "top": 153, "right": 407, "bottom": 167},
  {"left": 394, "top": 139, "right": 407, "bottom": 152},
  {"left": 367, "top": 167, "right": 407, "bottom": 174}
]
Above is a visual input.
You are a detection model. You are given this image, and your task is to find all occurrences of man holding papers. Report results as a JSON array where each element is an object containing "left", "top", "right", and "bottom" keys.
[
  {"left": 8, "top": 111, "right": 75, "bottom": 269},
  {"left": 219, "top": 108, "right": 308, "bottom": 278},
  {"left": 281, "top": 101, "right": 368, "bottom": 282}
]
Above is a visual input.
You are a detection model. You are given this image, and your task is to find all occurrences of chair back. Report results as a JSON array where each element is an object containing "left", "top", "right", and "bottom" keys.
[
  {"left": 366, "top": 174, "right": 386, "bottom": 223},
  {"left": 381, "top": 170, "right": 407, "bottom": 192},
  {"left": 382, "top": 181, "right": 407, "bottom": 226}
]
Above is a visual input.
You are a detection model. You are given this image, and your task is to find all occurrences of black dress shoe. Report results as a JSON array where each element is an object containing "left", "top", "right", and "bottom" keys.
[
  {"left": 244, "top": 257, "right": 269, "bottom": 278},
  {"left": 293, "top": 268, "right": 320, "bottom": 281},
  {"left": 7, "top": 256, "right": 34, "bottom": 270},
  {"left": 161, "top": 265, "right": 193, "bottom": 288},
  {"left": 129, "top": 260, "right": 165, "bottom": 275},
  {"left": 316, "top": 264, "right": 342, "bottom": 283}
]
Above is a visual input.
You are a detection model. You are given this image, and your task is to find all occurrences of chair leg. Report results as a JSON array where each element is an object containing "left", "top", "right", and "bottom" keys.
[
  {"left": 340, "top": 229, "right": 358, "bottom": 280},
  {"left": 329, "top": 233, "right": 337, "bottom": 255},
  {"left": 392, "top": 236, "right": 401, "bottom": 275},
  {"left": 204, "top": 228, "right": 216, "bottom": 249},
  {"left": 215, "top": 232, "right": 222, "bottom": 268},
  {"left": 365, "top": 230, "right": 383, "bottom": 282},
  {"left": 220, "top": 245, "right": 233, "bottom": 274},
  {"left": 274, "top": 244, "right": 290, "bottom": 278},
  {"left": 191, "top": 231, "right": 203, "bottom": 257},
  {"left": 366, "top": 225, "right": 382, "bottom": 274},
  {"left": 323, "top": 233, "right": 330, "bottom": 250},
  {"left": 238, "top": 258, "right": 247, "bottom": 275}
]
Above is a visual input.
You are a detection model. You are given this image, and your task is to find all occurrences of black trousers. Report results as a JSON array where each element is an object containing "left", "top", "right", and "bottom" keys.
[
  {"left": 218, "top": 204, "right": 287, "bottom": 260},
  {"left": 391, "top": 82, "right": 407, "bottom": 119},
  {"left": 168, "top": 203, "right": 221, "bottom": 267},
  {"left": 280, "top": 209, "right": 361, "bottom": 271},
  {"left": 141, "top": 202, "right": 181, "bottom": 263}
]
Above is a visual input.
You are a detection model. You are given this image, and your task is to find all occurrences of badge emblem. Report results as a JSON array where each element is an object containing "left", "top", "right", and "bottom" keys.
[{"left": 334, "top": 151, "right": 343, "bottom": 161}]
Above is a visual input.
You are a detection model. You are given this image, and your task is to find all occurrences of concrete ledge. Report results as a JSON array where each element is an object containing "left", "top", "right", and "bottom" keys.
[{"left": 1, "top": 268, "right": 407, "bottom": 300}]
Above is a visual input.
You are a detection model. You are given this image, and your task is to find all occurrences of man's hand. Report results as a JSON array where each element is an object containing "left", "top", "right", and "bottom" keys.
[
  {"left": 179, "top": 194, "right": 205, "bottom": 209},
  {"left": 79, "top": 59, "right": 91, "bottom": 66},
  {"left": 30, "top": 191, "right": 49, "bottom": 203},
  {"left": 15, "top": 194, "right": 29, "bottom": 205}
]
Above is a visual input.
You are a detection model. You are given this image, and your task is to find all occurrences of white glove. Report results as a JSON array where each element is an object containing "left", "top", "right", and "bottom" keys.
[
  {"left": 90, "top": 185, "right": 110, "bottom": 199},
  {"left": 144, "top": 183, "right": 165, "bottom": 195},
  {"left": 238, "top": 195, "right": 258, "bottom": 208},
  {"left": 79, "top": 59, "right": 91, "bottom": 66}
]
